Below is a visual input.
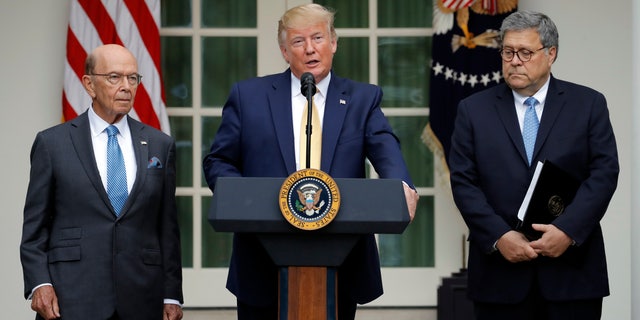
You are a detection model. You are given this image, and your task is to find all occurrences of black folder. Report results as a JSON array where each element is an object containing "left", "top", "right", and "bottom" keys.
[{"left": 517, "top": 160, "right": 581, "bottom": 240}]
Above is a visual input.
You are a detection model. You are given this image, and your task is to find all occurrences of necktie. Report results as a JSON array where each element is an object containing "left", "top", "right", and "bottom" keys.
[
  {"left": 299, "top": 99, "right": 322, "bottom": 169},
  {"left": 522, "top": 97, "right": 539, "bottom": 165},
  {"left": 106, "top": 125, "right": 128, "bottom": 215}
]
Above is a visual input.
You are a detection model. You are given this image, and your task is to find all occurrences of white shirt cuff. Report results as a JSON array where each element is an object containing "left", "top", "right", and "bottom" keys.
[
  {"left": 164, "top": 299, "right": 182, "bottom": 306},
  {"left": 28, "top": 283, "right": 53, "bottom": 300}
]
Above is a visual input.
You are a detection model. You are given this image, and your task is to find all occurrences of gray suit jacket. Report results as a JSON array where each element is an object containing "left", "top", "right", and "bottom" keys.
[{"left": 21, "top": 111, "right": 183, "bottom": 319}]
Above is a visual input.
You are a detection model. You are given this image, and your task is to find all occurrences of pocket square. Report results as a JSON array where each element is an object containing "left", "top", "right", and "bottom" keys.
[{"left": 147, "top": 156, "right": 163, "bottom": 169}]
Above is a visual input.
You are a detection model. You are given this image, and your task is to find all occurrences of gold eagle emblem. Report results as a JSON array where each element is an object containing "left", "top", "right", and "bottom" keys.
[{"left": 434, "top": 0, "right": 518, "bottom": 51}]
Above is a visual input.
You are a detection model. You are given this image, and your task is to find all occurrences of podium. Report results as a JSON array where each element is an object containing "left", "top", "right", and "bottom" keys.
[{"left": 209, "top": 177, "right": 410, "bottom": 320}]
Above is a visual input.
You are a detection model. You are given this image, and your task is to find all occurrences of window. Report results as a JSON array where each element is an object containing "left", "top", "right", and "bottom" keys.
[{"left": 161, "top": 0, "right": 453, "bottom": 307}]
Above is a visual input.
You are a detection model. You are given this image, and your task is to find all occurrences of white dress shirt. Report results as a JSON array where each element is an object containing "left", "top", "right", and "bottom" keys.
[
  {"left": 88, "top": 106, "right": 137, "bottom": 194},
  {"left": 291, "top": 72, "right": 330, "bottom": 171},
  {"left": 513, "top": 76, "right": 550, "bottom": 133}
]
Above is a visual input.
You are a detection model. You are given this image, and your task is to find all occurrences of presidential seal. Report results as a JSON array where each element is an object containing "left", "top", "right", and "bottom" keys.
[
  {"left": 547, "top": 195, "right": 565, "bottom": 217},
  {"left": 279, "top": 168, "right": 340, "bottom": 230}
]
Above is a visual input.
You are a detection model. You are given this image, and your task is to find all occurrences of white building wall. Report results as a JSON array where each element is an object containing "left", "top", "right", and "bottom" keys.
[
  {"left": 0, "top": 1, "right": 69, "bottom": 318},
  {"left": 0, "top": 1, "right": 635, "bottom": 319}
]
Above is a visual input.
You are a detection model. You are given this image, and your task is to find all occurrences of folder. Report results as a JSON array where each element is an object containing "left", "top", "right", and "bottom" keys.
[{"left": 517, "top": 160, "right": 581, "bottom": 240}]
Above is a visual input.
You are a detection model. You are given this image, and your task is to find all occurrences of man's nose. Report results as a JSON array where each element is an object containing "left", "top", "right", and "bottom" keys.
[{"left": 303, "top": 40, "right": 315, "bottom": 53}]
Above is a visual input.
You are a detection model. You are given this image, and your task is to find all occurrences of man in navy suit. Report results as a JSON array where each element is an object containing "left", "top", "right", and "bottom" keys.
[
  {"left": 203, "top": 4, "right": 419, "bottom": 320},
  {"left": 449, "top": 11, "right": 619, "bottom": 320},
  {"left": 20, "top": 44, "right": 183, "bottom": 320}
]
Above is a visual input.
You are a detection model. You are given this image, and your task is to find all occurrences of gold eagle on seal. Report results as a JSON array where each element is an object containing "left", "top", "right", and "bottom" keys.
[{"left": 297, "top": 188, "right": 323, "bottom": 216}]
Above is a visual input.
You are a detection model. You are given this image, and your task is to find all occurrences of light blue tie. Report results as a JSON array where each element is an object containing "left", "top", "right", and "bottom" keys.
[
  {"left": 106, "top": 125, "right": 128, "bottom": 216},
  {"left": 523, "top": 97, "right": 539, "bottom": 165}
]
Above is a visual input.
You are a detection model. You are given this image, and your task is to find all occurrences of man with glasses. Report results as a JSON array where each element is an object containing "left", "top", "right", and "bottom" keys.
[
  {"left": 20, "top": 44, "right": 183, "bottom": 320},
  {"left": 449, "top": 11, "right": 618, "bottom": 320}
]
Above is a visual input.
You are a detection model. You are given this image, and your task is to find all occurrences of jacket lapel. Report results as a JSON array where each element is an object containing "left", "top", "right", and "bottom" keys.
[
  {"left": 533, "top": 76, "right": 565, "bottom": 161},
  {"left": 322, "top": 74, "right": 348, "bottom": 171},
  {"left": 268, "top": 70, "right": 297, "bottom": 174},
  {"left": 119, "top": 118, "right": 148, "bottom": 217},
  {"left": 494, "top": 85, "right": 529, "bottom": 165},
  {"left": 68, "top": 112, "right": 114, "bottom": 216}
]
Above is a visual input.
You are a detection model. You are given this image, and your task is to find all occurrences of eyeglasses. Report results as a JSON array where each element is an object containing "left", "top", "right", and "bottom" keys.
[
  {"left": 500, "top": 47, "right": 546, "bottom": 62},
  {"left": 91, "top": 73, "right": 142, "bottom": 86}
]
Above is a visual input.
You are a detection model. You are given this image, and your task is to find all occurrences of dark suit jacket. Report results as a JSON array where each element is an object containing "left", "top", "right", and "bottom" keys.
[
  {"left": 449, "top": 76, "right": 619, "bottom": 303},
  {"left": 203, "top": 69, "right": 413, "bottom": 307},
  {"left": 20, "top": 112, "right": 183, "bottom": 319}
]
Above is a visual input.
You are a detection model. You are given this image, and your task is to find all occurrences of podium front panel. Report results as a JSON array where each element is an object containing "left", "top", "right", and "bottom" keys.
[{"left": 209, "top": 177, "right": 410, "bottom": 235}]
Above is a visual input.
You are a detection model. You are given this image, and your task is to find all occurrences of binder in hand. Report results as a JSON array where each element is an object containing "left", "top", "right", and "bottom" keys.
[{"left": 517, "top": 160, "right": 581, "bottom": 240}]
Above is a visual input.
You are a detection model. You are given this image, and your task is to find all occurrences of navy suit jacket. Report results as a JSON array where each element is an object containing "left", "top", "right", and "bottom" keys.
[
  {"left": 20, "top": 112, "right": 183, "bottom": 319},
  {"left": 449, "top": 76, "right": 619, "bottom": 303},
  {"left": 203, "top": 69, "right": 413, "bottom": 306}
]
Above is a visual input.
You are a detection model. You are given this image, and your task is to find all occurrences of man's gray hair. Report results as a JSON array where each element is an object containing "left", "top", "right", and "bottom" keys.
[{"left": 500, "top": 11, "right": 559, "bottom": 61}]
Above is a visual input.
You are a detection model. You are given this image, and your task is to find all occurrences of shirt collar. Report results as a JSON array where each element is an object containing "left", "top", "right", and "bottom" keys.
[
  {"left": 290, "top": 71, "right": 331, "bottom": 99},
  {"left": 512, "top": 75, "right": 551, "bottom": 107},
  {"left": 88, "top": 105, "right": 129, "bottom": 137}
]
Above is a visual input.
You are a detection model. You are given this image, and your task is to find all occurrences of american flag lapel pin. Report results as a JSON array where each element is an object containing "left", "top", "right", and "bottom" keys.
[{"left": 339, "top": 99, "right": 346, "bottom": 105}]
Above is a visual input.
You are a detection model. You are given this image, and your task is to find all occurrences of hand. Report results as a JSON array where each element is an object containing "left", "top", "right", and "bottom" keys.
[
  {"left": 403, "top": 183, "right": 419, "bottom": 222},
  {"left": 31, "top": 285, "right": 60, "bottom": 320},
  {"left": 495, "top": 230, "right": 538, "bottom": 263},
  {"left": 163, "top": 303, "right": 183, "bottom": 320},
  {"left": 529, "top": 224, "right": 573, "bottom": 258}
]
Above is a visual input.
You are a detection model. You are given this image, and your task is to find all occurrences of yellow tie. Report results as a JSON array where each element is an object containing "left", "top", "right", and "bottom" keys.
[{"left": 300, "top": 99, "right": 322, "bottom": 169}]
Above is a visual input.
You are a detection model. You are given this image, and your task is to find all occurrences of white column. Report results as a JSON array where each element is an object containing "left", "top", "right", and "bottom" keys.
[{"left": 632, "top": 0, "right": 640, "bottom": 318}]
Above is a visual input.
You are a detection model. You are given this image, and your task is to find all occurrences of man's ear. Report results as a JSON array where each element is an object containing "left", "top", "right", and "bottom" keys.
[
  {"left": 547, "top": 46, "right": 558, "bottom": 65},
  {"left": 81, "top": 75, "right": 96, "bottom": 98},
  {"left": 279, "top": 45, "right": 290, "bottom": 64}
]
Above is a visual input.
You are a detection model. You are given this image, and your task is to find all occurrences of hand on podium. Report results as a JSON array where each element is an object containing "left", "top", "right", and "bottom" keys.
[{"left": 403, "top": 182, "right": 419, "bottom": 222}]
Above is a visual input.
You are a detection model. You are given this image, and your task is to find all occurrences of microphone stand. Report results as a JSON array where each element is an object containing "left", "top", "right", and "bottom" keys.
[
  {"left": 301, "top": 73, "right": 316, "bottom": 169},
  {"left": 304, "top": 89, "right": 313, "bottom": 169}
]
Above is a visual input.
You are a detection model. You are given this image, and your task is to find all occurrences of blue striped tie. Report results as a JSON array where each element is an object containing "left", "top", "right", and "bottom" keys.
[
  {"left": 106, "top": 125, "right": 128, "bottom": 216},
  {"left": 523, "top": 97, "right": 539, "bottom": 165}
]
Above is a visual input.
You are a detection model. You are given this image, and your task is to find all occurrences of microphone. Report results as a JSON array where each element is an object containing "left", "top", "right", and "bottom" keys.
[
  {"left": 300, "top": 72, "right": 316, "bottom": 97},
  {"left": 300, "top": 72, "right": 316, "bottom": 169}
]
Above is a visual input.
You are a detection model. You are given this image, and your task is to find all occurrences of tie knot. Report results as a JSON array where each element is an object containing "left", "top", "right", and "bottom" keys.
[
  {"left": 524, "top": 97, "right": 538, "bottom": 108},
  {"left": 106, "top": 125, "right": 119, "bottom": 137}
]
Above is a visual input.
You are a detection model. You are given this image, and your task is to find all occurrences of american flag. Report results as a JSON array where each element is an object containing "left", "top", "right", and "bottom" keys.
[
  {"left": 63, "top": 0, "right": 170, "bottom": 134},
  {"left": 423, "top": 1, "right": 516, "bottom": 172}
]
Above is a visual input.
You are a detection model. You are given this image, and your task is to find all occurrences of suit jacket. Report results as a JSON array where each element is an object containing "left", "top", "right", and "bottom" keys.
[
  {"left": 20, "top": 112, "right": 183, "bottom": 319},
  {"left": 449, "top": 76, "right": 619, "bottom": 303},
  {"left": 203, "top": 69, "right": 414, "bottom": 307}
]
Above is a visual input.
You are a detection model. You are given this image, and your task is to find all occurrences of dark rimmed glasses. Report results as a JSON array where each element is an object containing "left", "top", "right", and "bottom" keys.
[{"left": 500, "top": 47, "right": 546, "bottom": 62}]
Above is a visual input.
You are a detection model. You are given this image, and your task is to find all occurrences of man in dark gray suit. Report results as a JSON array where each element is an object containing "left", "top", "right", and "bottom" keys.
[{"left": 20, "top": 44, "right": 183, "bottom": 320}]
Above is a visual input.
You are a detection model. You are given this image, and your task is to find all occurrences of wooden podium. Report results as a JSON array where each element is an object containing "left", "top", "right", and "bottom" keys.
[{"left": 209, "top": 177, "right": 410, "bottom": 319}]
